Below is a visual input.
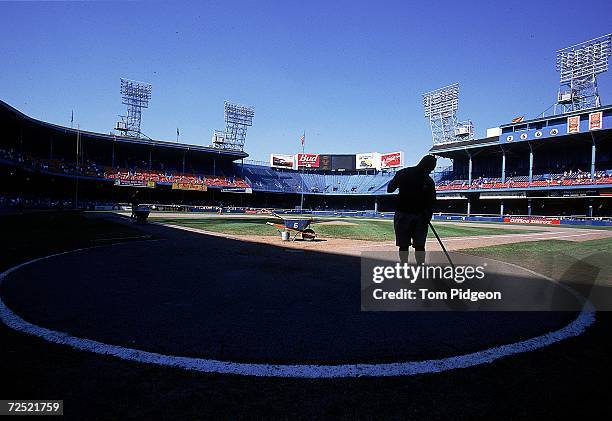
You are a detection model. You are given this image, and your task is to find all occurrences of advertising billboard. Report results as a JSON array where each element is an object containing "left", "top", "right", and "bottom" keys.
[
  {"left": 589, "top": 112, "right": 603, "bottom": 130},
  {"left": 567, "top": 115, "right": 580, "bottom": 134},
  {"left": 380, "top": 152, "right": 402, "bottom": 169},
  {"left": 356, "top": 153, "right": 380, "bottom": 170},
  {"left": 114, "top": 179, "right": 155, "bottom": 188},
  {"left": 270, "top": 154, "right": 295, "bottom": 169},
  {"left": 319, "top": 154, "right": 332, "bottom": 171},
  {"left": 296, "top": 153, "right": 320, "bottom": 168},
  {"left": 171, "top": 183, "right": 207, "bottom": 191}
]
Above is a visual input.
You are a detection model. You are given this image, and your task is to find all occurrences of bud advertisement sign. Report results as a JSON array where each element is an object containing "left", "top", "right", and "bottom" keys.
[
  {"left": 356, "top": 153, "right": 380, "bottom": 169},
  {"left": 270, "top": 154, "right": 295, "bottom": 169},
  {"left": 380, "top": 152, "right": 402, "bottom": 169},
  {"left": 567, "top": 115, "right": 580, "bottom": 134},
  {"left": 297, "top": 153, "right": 320, "bottom": 168}
]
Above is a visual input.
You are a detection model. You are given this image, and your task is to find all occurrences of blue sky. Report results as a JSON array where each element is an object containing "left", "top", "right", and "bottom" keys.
[{"left": 0, "top": 0, "right": 611, "bottom": 164}]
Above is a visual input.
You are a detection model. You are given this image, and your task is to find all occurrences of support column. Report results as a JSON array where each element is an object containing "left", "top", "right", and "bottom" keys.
[
  {"left": 182, "top": 150, "right": 186, "bottom": 174},
  {"left": 374, "top": 197, "right": 379, "bottom": 213},
  {"left": 467, "top": 198, "right": 471, "bottom": 216},
  {"left": 501, "top": 150, "right": 506, "bottom": 183},
  {"left": 528, "top": 145, "right": 533, "bottom": 183},
  {"left": 527, "top": 199, "right": 532, "bottom": 216},
  {"left": 591, "top": 138, "right": 597, "bottom": 179},
  {"left": 468, "top": 155, "right": 473, "bottom": 185},
  {"left": 500, "top": 200, "right": 504, "bottom": 216},
  {"left": 111, "top": 141, "right": 115, "bottom": 168}
]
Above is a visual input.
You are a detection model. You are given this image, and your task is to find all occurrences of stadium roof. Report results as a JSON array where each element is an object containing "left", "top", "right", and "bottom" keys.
[
  {"left": 498, "top": 104, "right": 612, "bottom": 129},
  {"left": 429, "top": 136, "right": 499, "bottom": 154},
  {"left": 0, "top": 99, "right": 248, "bottom": 160}
]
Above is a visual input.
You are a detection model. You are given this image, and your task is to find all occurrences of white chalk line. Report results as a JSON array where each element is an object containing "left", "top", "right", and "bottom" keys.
[{"left": 0, "top": 244, "right": 595, "bottom": 378}]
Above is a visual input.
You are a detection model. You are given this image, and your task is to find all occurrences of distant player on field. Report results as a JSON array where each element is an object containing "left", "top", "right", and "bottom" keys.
[
  {"left": 131, "top": 190, "right": 140, "bottom": 219},
  {"left": 387, "top": 155, "right": 437, "bottom": 264}
]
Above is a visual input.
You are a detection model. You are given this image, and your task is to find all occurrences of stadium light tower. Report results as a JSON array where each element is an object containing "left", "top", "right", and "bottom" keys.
[
  {"left": 115, "top": 78, "right": 152, "bottom": 138},
  {"left": 555, "top": 33, "right": 611, "bottom": 113},
  {"left": 212, "top": 101, "right": 255, "bottom": 151},
  {"left": 423, "top": 83, "right": 473, "bottom": 145}
]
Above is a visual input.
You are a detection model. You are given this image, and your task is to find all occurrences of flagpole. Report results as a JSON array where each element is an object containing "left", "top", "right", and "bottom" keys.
[{"left": 300, "top": 131, "right": 305, "bottom": 212}]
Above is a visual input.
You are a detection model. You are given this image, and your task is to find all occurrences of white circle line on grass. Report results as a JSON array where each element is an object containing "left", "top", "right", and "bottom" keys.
[{"left": 0, "top": 246, "right": 596, "bottom": 378}]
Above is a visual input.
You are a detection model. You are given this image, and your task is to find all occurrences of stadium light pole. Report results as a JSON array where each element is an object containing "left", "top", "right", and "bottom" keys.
[
  {"left": 422, "top": 83, "right": 473, "bottom": 145},
  {"left": 115, "top": 78, "right": 152, "bottom": 138},
  {"left": 211, "top": 102, "right": 255, "bottom": 152},
  {"left": 555, "top": 33, "right": 612, "bottom": 113}
]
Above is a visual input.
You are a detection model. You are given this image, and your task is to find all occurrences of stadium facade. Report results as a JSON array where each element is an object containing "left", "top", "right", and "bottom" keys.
[
  {"left": 433, "top": 106, "right": 612, "bottom": 217},
  {"left": 1, "top": 98, "right": 612, "bottom": 217}
]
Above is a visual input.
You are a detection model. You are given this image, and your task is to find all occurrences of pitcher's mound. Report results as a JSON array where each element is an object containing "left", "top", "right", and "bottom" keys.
[{"left": 316, "top": 220, "right": 358, "bottom": 226}]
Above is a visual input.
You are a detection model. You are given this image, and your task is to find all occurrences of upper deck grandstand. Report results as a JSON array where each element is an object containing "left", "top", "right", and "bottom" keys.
[
  {"left": 0, "top": 99, "right": 396, "bottom": 211},
  {"left": 2, "top": 96, "right": 612, "bottom": 217},
  {"left": 430, "top": 105, "right": 612, "bottom": 216}
]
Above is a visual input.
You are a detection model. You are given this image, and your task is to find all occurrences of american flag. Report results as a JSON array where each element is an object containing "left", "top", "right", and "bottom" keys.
[{"left": 300, "top": 132, "right": 305, "bottom": 146}]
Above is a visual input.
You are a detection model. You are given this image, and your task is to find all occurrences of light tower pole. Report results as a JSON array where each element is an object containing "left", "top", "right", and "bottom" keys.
[
  {"left": 423, "top": 83, "right": 473, "bottom": 145},
  {"left": 115, "top": 78, "right": 152, "bottom": 138},
  {"left": 212, "top": 102, "right": 255, "bottom": 151},
  {"left": 555, "top": 34, "right": 611, "bottom": 113}
]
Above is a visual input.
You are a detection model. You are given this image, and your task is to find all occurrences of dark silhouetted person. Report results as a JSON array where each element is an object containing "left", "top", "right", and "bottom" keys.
[
  {"left": 131, "top": 190, "right": 140, "bottom": 219},
  {"left": 387, "top": 155, "right": 437, "bottom": 264}
]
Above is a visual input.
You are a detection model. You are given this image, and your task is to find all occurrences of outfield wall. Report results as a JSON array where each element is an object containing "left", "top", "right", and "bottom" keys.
[{"left": 432, "top": 214, "right": 612, "bottom": 227}]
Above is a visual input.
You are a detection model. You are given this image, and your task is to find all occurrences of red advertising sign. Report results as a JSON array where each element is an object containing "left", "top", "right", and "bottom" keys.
[
  {"left": 567, "top": 115, "right": 580, "bottom": 134},
  {"left": 503, "top": 217, "right": 560, "bottom": 225},
  {"left": 297, "top": 153, "right": 320, "bottom": 168},
  {"left": 589, "top": 111, "right": 603, "bottom": 130},
  {"left": 380, "top": 152, "right": 402, "bottom": 168}
]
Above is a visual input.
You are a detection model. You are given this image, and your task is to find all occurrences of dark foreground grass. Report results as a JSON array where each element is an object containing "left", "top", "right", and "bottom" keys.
[
  {"left": 154, "top": 216, "right": 529, "bottom": 241},
  {"left": 0, "top": 211, "right": 145, "bottom": 271},
  {"left": 1, "top": 212, "right": 612, "bottom": 420}
]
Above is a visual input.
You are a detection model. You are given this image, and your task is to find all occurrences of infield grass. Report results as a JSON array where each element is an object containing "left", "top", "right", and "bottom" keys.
[
  {"left": 153, "top": 216, "right": 532, "bottom": 241},
  {"left": 462, "top": 237, "right": 612, "bottom": 286}
]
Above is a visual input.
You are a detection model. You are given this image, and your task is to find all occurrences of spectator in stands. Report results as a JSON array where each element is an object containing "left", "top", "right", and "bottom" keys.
[{"left": 387, "top": 154, "right": 437, "bottom": 264}]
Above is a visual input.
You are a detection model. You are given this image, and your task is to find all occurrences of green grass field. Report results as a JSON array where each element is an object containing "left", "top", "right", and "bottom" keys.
[
  {"left": 153, "top": 216, "right": 531, "bottom": 241},
  {"left": 462, "top": 237, "right": 612, "bottom": 286}
]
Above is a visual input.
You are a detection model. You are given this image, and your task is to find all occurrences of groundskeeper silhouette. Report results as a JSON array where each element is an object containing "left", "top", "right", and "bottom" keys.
[{"left": 387, "top": 154, "right": 437, "bottom": 264}]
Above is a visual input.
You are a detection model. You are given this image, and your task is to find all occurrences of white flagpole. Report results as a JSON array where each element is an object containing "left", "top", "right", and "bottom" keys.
[{"left": 300, "top": 131, "right": 305, "bottom": 212}]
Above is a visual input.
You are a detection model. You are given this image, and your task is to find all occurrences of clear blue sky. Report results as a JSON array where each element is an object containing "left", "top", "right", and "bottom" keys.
[{"left": 0, "top": 0, "right": 610, "bottom": 165}]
